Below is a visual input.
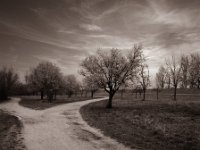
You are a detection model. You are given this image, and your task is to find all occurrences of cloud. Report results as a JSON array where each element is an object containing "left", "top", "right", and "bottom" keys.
[
  {"left": 80, "top": 24, "right": 102, "bottom": 31},
  {"left": 1, "top": 0, "right": 200, "bottom": 82}
]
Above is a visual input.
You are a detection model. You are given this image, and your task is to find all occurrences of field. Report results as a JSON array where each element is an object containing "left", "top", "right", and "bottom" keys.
[
  {"left": 19, "top": 94, "right": 102, "bottom": 110},
  {"left": 80, "top": 90, "right": 200, "bottom": 150},
  {"left": 0, "top": 110, "right": 26, "bottom": 150}
]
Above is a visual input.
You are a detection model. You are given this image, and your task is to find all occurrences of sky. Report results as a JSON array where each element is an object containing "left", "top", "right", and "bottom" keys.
[{"left": 0, "top": 0, "right": 200, "bottom": 81}]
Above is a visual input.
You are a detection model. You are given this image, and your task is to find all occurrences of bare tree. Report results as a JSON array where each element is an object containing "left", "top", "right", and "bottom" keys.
[
  {"left": 64, "top": 75, "right": 80, "bottom": 98},
  {"left": 156, "top": 65, "right": 166, "bottom": 89},
  {"left": 79, "top": 81, "right": 87, "bottom": 97},
  {"left": 26, "top": 61, "right": 64, "bottom": 102},
  {"left": 136, "top": 62, "right": 151, "bottom": 101},
  {"left": 0, "top": 67, "right": 18, "bottom": 101},
  {"left": 80, "top": 45, "right": 142, "bottom": 108},
  {"left": 180, "top": 55, "right": 189, "bottom": 88},
  {"left": 83, "top": 76, "right": 99, "bottom": 98},
  {"left": 188, "top": 53, "right": 200, "bottom": 89},
  {"left": 133, "top": 85, "right": 142, "bottom": 99},
  {"left": 119, "top": 82, "right": 128, "bottom": 99},
  {"left": 155, "top": 65, "right": 167, "bottom": 100},
  {"left": 165, "top": 71, "right": 171, "bottom": 89},
  {"left": 129, "top": 75, "right": 142, "bottom": 99},
  {"left": 166, "top": 56, "right": 181, "bottom": 101}
]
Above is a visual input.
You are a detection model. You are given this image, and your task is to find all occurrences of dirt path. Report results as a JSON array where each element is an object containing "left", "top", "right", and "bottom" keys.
[{"left": 0, "top": 98, "right": 132, "bottom": 150}]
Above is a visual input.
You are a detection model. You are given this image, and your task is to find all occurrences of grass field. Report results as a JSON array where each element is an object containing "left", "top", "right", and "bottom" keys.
[
  {"left": 19, "top": 95, "right": 101, "bottom": 110},
  {"left": 80, "top": 92, "right": 200, "bottom": 150},
  {"left": 0, "top": 110, "right": 26, "bottom": 150}
]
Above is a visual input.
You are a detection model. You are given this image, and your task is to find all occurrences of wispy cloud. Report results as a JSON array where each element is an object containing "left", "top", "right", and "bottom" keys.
[
  {"left": 80, "top": 24, "right": 102, "bottom": 31},
  {"left": 1, "top": 0, "right": 200, "bottom": 80}
]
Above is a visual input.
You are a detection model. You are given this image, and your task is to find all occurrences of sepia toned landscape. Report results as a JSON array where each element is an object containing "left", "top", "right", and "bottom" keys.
[{"left": 1, "top": 0, "right": 200, "bottom": 150}]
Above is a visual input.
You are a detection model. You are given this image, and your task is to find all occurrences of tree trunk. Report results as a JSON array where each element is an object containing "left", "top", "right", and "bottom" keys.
[
  {"left": 174, "top": 86, "right": 177, "bottom": 101},
  {"left": 91, "top": 91, "right": 94, "bottom": 98},
  {"left": 106, "top": 92, "right": 114, "bottom": 108},
  {"left": 41, "top": 90, "right": 44, "bottom": 100},
  {"left": 143, "top": 89, "right": 146, "bottom": 101}
]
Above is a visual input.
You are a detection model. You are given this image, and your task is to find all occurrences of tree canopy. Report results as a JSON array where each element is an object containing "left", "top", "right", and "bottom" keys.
[
  {"left": 26, "top": 61, "right": 64, "bottom": 102},
  {"left": 80, "top": 45, "right": 143, "bottom": 108}
]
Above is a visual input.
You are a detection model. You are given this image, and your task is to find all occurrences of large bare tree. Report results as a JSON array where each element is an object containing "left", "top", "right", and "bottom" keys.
[
  {"left": 80, "top": 46, "right": 142, "bottom": 108},
  {"left": 0, "top": 67, "right": 18, "bottom": 101}
]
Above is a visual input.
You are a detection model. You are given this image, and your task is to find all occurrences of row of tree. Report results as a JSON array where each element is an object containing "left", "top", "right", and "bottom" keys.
[
  {"left": 0, "top": 45, "right": 150, "bottom": 108},
  {"left": 24, "top": 62, "right": 100, "bottom": 102},
  {"left": 5, "top": 47, "right": 198, "bottom": 107},
  {"left": 0, "top": 62, "right": 99, "bottom": 103},
  {"left": 156, "top": 53, "right": 200, "bottom": 100}
]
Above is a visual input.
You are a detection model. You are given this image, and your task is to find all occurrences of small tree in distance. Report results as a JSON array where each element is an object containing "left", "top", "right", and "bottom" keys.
[
  {"left": 136, "top": 61, "right": 150, "bottom": 101},
  {"left": 119, "top": 82, "right": 129, "bottom": 99},
  {"left": 83, "top": 76, "right": 99, "bottom": 98},
  {"left": 80, "top": 45, "right": 143, "bottom": 108},
  {"left": 180, "top": 55, "right": 189, "bottom": 89},
  {"left": 166, "top": 56, "right": 181, "bottom": 101},
  {"left": 188, "top": 53, "right": 200, "bottom": 88},
  {"left": 156, "top": 65, "right": 166, "bottom": 89},
  {"left": 26, "top": 61, "right": 64, "bottom": 102},
  {"left": 64, "top": 75, "right": 80, "bottom": 98},
  {"left": 155, "top": 65, "right": 166, "bottom": 100}
]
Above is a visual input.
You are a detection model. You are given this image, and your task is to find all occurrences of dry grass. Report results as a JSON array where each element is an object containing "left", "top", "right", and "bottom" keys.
[
  {"left": 80, "top": 93, "right": 200, "bottom": 150},
  {"left": 19, "top": 95, "right": 100, "bottom": 110},
  {"left": 0, "top": 110, "right": 26, "bottom": 150}
]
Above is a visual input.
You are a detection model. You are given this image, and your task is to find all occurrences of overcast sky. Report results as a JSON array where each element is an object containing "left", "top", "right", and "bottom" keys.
[{"left": 0, "top": 0, "right": 200, "bottom": 81}]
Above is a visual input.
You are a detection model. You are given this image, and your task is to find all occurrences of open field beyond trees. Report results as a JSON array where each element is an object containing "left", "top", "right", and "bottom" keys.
[
  {"left": 80, "top": 92, "right": 200, "bottom": 150},
  {"left": 0, "top": 110, "right": 25, "bottom": 150}
]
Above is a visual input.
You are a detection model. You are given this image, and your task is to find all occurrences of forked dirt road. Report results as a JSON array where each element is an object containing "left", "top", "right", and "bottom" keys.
[{"left": 0, "top": 98, "right": 132, "bottom": 150}]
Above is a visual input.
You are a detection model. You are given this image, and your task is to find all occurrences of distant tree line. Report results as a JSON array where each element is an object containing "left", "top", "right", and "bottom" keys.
[
  {"left": 24, "top": 62, "right": 99, "bottom": 103},
  {"left": 0, "top": 63, "right": 99, "bottom": 103},
  {"left": 156, "top": 53, "right": 200, "bottom": 100},
  {"left": 1, "top": 49, "right": 198, "bottom": 108}
]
